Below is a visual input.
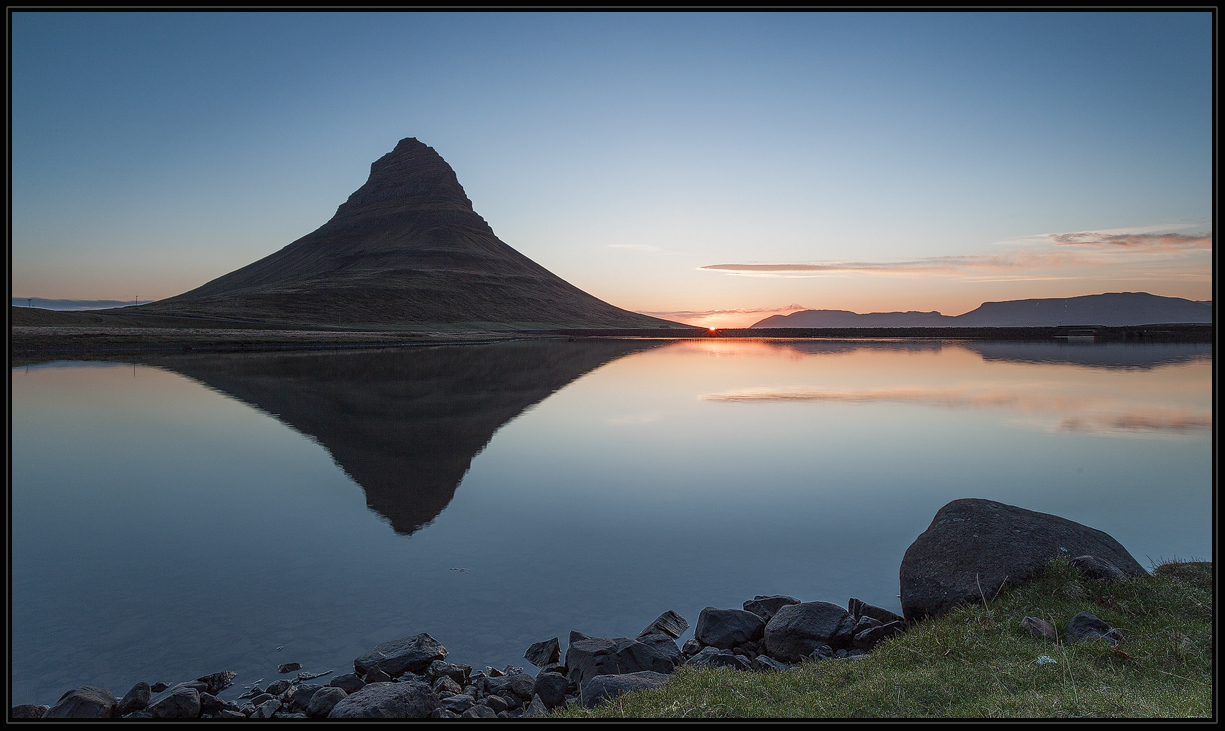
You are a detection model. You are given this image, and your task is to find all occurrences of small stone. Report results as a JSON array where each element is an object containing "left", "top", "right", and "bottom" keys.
[
  {"left": 266, "top": 679, "right": 293, "bottom": 696},
  {"left": 195, "top": 670, "right": 236, "bottom": 696},
  {"left": 1021, "top": 616, "right": 1058, "bottom": 641},
  {"left": 681, "top": 638, "right": 704, "bottom": 656},
  {"left": 149, "top": 682, "right": 169, "bottom": 693},
  {"left": 461, "top": 704, "right": 498, "bottom": 718},
  {"left": 278, "top": 662, "right": 303, "bottom": 674},
  {"left": 1070, "top": 555, "right": 1128, "bottom": 582},
  {"left": 306, "top": 686, "right": 347, "bottom": 718},
  {"left": 1064, "top": 611, "right": 1125, "bottom": 645},
  {"left": 637, "top": 610, "right": 690, "bottom": 640},
  {"left": 483, "top": 694, "right": 510, "bottom": 713},
  {"left": 330, "top": 673, "right": 366, "bottom": 694},
  {"left": 525, "top": 694, "right": 549, "bottom": 718}
]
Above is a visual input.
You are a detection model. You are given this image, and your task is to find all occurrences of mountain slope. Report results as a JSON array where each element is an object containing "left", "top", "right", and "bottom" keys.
[{"left": 142, "top": 138, "right": 677, "bottom": 329}]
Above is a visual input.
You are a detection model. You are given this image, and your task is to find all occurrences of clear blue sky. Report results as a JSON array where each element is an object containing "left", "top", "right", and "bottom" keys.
[{"left": 11, "top": 11, "right": 1212, "bottom": 326}]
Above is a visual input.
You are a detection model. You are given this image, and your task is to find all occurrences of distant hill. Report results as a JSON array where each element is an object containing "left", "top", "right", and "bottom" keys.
[
  {"left": 136, "top": 138, "right": 678, "bottom": 330},
  {"left": 751, "top": 293, "right": 1212, "bottom": 328}
]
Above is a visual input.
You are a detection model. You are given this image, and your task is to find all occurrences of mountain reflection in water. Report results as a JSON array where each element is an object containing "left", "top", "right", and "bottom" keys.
[{"left": 154, "top": 340, "right": 664, "bottom": 535}]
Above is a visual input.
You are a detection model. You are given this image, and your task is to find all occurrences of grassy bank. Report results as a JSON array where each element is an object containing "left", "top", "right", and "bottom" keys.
[{"left": 555, "top": 559, "right": 1212, "bottom": 718}]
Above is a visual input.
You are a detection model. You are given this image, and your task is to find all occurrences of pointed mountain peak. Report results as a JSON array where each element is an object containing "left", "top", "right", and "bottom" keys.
[{"left": 336, "top": 137, "right": 474, "bottom": 217}]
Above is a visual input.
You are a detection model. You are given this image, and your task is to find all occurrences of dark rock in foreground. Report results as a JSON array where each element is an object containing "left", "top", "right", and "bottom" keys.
[
  {"left": 564, "top": 631, "right": 675, "bottom": 688},
  {"left": 899, "top": 499, "right": 1146, "bottom": 621},
  {"left": 764, "top": 601, "right": 855, "bottom": 663},
  {"left": 326, "top": 680, "right": 437, "bottom": 719},
  {"left": 353, "top": 632, "right": 447, "bottom": 677},
  {"left": 44, "top": 686, "right": 117, "bottom": 719},
  {"left": 579, "top": 671, "right": 670, "bottom": 709}
]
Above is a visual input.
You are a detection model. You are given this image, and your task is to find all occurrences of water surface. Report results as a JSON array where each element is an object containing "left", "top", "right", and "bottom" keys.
[{"left": 10, "top": 339, "right": 1212, "bottom": 705}]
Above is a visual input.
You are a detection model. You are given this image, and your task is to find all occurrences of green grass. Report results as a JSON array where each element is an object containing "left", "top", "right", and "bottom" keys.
[{"left": 554, "top": 558, "right": 1212, "bottom": 718}]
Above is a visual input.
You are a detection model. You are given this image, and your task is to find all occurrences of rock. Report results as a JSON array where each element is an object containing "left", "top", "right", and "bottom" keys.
[
  {"left": 117, "top": 681, "right": 152, "bottom": 716},
  {"left": 122, "top": 710, "right": 154, "bottom": 719},
  {"left": 743, "top": 595, "right": 801, "bottom": 623},
  {"left": 853, "top": 620, "right": 906, "bottom": 651},
  {"left": 482, "top": 694, "right": 510, "bottom": 713},
  {"left": 353, "top": 633, "right": 447, "bottom": 678},
  {"left": 1064, "top": 612, "right": 1125, "bottom": 644},
  {"left": 764, "top": 601, "right": 856, "bottom": 662},
  {"left": 1070, "top": 555, "right": 1128, "bottom": 582},
  {"left": 431, "top": 707, "right": 460, "bottom": 719},
  {"left": 848, "top": 597, "right": 904, "bottom": 624},
  {"left": 147, "top": 686, "right": 201, "bottom": 719},
  {"left": 533, "top": 671, "right": 570, "bottom": 709},
  {"left": 461, "top": 704, "right": 498, "bottom": 718},
  {"left": 149, "top": 682, "right": 169, "bottom": 693},
  {"left": 637, "top": 610, "right": 690, "bottom": 639},
  {"left": 636, "top": 632, "right": 684, "bottom": 665},
  {"left": 479, "top": 672, "right": 535, "bottom": 703},
  {"left": 685, "top": 646, "right": 752, "bottom": 671},
  {"left": 217, "top": 708, "right": 246, "bottom": 719},
  {"left": 807, "top": 644, "right": 835, "bottom": 661},
  {"left": 278, "top": 662, "right": 303, "bottom": 674},
  {"left": 266, "top": 679, "right": 293, "bottom": 696},
  {"left": 694, "top": 607, "right": 766, "bottom": 649},
  {"left": 364, "top": 667, "right": 392, "bottom": 683},
  {"left": 252, "top": 698, "right": 281, "bottom": 719},
  {"left": 248, "top": 692, "right": 274, "bottom": 707},
  {"left": 433, "top": 675, "right": 463, "bottom": 695},
  {"left": 195, "top": 670, "right": 236, "bottom": 695},
  {"left": 899, "top": 499, "right": 1147, "bottom": 621},
  {"left": 438, "top": 693, "right": 475, "bottom": 714},
  {"left": 327, "top": 680, "right": 437, "bottom": 719},
  {"left": 580, "top": 671, "right": 670, "bottom": 708},
  {"left": 45, "top": 686, "right": 119, "bottom": 719},
  {"left": 564, "top": 631, "right": 676, "bottom": 688},
  {"left": 753, "top": 654, "right": 791, "bottom": 672},
  {"left": 852, "top": 615, "right": 883, "bottom": 636},
  {"left": 10, "top": 705, "right": 48, "bottom": 718},
  {"left": 307, "top": 686, "right": 348, "bottom": 718},
  {"left": 330, "top": 672, "right": 367, "bottom": 694},
  {"left": 524, "top": 637, "right": 561, "bottom": 668},
  {"left": 1021, "top": 616, "right": 1059, "bottom": 641},
  {"left": 427, "top": 660, "right": 471, "bottom": 686},
  {"left": 287, "top": 683, "right": 323, "bottom": 712},
  {"left": 681, "top": 638, "right": 703, "bottom": 656},
  {"left": 525, "top": 694, "right": 550, "bottom": 718},
  {"left": 199, "top": 692, "right": 225, "bottom": 715}
]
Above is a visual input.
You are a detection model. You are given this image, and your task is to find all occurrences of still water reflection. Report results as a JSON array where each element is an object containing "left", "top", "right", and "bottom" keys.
[{"left": 10, "top": 339, "right": 1211, "bottom": 705}]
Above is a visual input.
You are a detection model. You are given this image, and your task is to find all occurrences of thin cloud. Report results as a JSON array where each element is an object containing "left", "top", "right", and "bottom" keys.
[
  {"left": 1050, "top": 232, "right": 1212, "bottom": 250},
  {"left": 700, "top": 227, "right": 1211, "bottom": 278},
  {"left": 700, "top": 252, "right": 1089, "bottom": 276}
]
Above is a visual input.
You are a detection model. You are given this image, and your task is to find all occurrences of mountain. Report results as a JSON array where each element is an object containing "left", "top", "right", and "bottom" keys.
[
  {"left": 751, "top": 293, "right": 1212, "bottom": 328},
  {"left": 140, "top": 138, "right": 677, "bottom": 329}
]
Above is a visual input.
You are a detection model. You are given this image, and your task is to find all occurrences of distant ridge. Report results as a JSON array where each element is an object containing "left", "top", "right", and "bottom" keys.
[
  {"left": 751, "top": 293, "right": 1212, "bottom": 328},
  {"left": 139, "top": 138, "right": 679, "bottom": 330}
]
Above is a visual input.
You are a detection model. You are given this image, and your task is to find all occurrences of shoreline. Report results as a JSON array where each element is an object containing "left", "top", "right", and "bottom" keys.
[{"left": 10, "top": 322, "right": 1213, "bottom": 360}]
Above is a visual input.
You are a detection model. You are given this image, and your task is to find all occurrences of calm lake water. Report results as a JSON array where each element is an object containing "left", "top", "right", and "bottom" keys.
[{"left": 10, "top": 338, "right": 1213, "bottom": 705}]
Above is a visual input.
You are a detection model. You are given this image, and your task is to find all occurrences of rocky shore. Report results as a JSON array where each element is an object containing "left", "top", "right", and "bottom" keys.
[{"left": 10, "top": 499, "right": 1150, "bottom": 720}]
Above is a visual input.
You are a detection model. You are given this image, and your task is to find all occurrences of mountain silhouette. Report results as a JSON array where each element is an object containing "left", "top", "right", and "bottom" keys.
[
  {"left": 751, "top": 293, "right": 1212, "bottom": 328},
  {"left": 152, "top": 340, "right": 662, "bottom": 535},
  {"left": 141, "top": 138, "right": 675, "bottom": 329}
]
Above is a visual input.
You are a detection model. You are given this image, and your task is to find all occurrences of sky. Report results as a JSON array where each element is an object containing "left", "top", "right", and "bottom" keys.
[{"left": 10, "top": 11, "right": 1213, "bottom": 327}]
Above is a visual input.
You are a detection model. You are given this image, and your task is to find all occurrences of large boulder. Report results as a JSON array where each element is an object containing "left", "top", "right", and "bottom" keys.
[
  {"left": 899, "top": 499, "right": 1147, "bottom": 621},
  {"left": 354, "top": 633, "right": 447, "bottom": 677},
  {"left": 326, "top": 680, "right": 437, "bottom": 719},
  {"left": 44, "top": 686, "right": 118, "bottom": 719},
  {"left": 763, "top": 601, "right": 855, "bottom": 663},
  {"left": 694, "top": 607, "right": 766, "bottom": 649},
  {"left": 579, "top": 671, "right": 670, "bottom": 709},
  {"left": 564, "top": 631, "right": 676, "bottom": 688},
  {"left": 147, "top": 686, "right": 201, "bottom": 719}
]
